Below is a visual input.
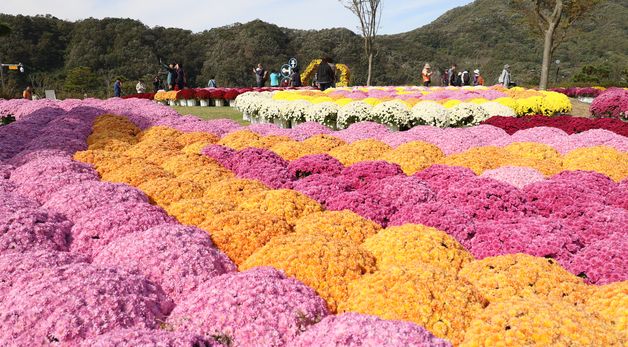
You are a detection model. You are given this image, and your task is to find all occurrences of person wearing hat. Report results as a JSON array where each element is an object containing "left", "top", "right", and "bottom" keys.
[
  {"left": 421, "top": 63, "right": 433, "bottom": 87},
  {"left": 473, "top": 69, "right": 485, "bottom": 86},
  {"left": 499, "top": 64, "right": 511, "bottom": 88}
]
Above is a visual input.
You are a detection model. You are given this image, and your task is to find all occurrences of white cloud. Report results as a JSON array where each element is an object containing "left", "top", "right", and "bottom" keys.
[{"left": 1, "top": 0, "right": 473, "bottom": 34}]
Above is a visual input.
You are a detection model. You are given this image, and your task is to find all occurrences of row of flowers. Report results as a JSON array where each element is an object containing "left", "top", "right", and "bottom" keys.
[
  {"left": 482, "top": 115, "right": 628, "bottom": 136},
  {"left": 153, "top": 87, "right": 316, "bottom": 103},
  {"left": 590, "top": 88, "right": 628, "bottom": 120},
  {"left": 234, "top": 87, "right": 573, "bottom": 129},
  {"left": 550, "top": 86, "right": 606, "bottom": 98},
  {"left": 0, "top": 98, "right": 625, "bottom": 345}
]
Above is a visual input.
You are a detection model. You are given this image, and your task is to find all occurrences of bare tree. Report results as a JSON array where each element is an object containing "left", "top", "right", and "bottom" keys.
[
  {"left": 514, "top": 0, "right": 602, "bottom": 90},
  {"left": 340, "top": 0, "right": 382, "bottom": 86}
]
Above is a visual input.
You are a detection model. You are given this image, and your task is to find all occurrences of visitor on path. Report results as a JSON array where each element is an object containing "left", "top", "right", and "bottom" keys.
[
  {"left": 316, "top": 58, "right": 335, "bottom": 91},
  {"left": 290, "top": 67, "right": 302, "bottom": 87},
  {"left": 442, "top": 69, "right": 449, "bottom": 86},
  {"left": 253, "top": 64, "right": 267, "bottom": 87},
  {"left": 328, "top": 58, "right": 338, "bottom": 88},
  {"left": 269, "top": 70, "right": 282, "bottom": 87},
  {"left": 22, "top": 85, "right": 33, "bottom": 100},
  {"left": 461, "top": 69, "right": 471, "bottom": 86},
  {"left": 160, "top": 59, "right": 176, "bottom": 90},
  {"left": 207, "top": 76, "right": 217, "bottom": 88},
  {"left": 499, "top": 64, "right": 512, "bottom": 88},
  {"left": 448, "top": 64, "right": 458, "bottom": 86},
  {"left": 473, "top": 69, "right": 485, "bottom": 86},
  {"left": 152, "top": 76, "right": 161, "bottom": 92},
  {"left": 113, "top": 79, "right": 122, "bottom": 97},
  {"left": 136, "top": 80, "right": 146, "bottom": 94},
  {"left": 421, "top": 63, "right": 432, "bottom": 87},
  {"left": 455, "top": 72, "right": 463, "bottom": 87},
  {"left": 175, "top": 63, "right": 186, "bottom": 90}
]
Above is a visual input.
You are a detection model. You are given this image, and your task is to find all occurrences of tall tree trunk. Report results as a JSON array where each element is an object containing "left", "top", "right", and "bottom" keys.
[
  {"left": 367, "top": 52, "right": 373, "bottom": 86},
  {"left": 539, "top": 24, "right": 556, "bottom": 90}
]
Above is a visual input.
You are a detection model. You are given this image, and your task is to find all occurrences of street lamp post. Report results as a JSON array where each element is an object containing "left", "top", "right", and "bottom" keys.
[
  {"left": 555, "top": 60, "right": 561, "bottom": 84},
  {"left": 0, "top": 61, "right": 25, "bottom": 91}
]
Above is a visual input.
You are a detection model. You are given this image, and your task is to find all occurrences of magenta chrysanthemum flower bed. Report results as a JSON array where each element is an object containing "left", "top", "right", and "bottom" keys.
[
  {"left": 79, "top": 329, "right": 222, "bottom": 347},
  {"left": 93, "top": 224, "right": 237, "bottom": 303},
  {"left": 167, "top": 267, "right": 330, "bottom": 346}
]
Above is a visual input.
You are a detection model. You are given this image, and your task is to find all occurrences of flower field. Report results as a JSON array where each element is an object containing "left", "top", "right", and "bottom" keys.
[
  {"left": 0, "top": 96, "right": 626, "bottom": 346},
  {"left": 235, "top": 86, "right": 574, "bottom": 129}
]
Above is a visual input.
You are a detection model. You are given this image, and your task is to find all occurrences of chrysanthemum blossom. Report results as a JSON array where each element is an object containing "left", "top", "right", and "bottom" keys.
[
  {"left": 294, "top": 210, "right": 381, "bottom": 244},
  {"left": 167, "top": 267, "right": 330, "bottom": 347},
  {"left": 0, "top": 264, "right": 174, "bottom": 344},
  {"left": 138, "top": 177, "right": 205, "bottom": 207},
  {"left": 0, "top": 208, "right": 71, "bottom": 255},
  {"left": 79, "top": 329, "right": 222, "bottom": 347},
  {"left": 93, "top": 224, "right": 236, "bottom": 303},
  {"left": 204, "top": 178, "right": 269, "bottom": 204},
  {"left": 238, "top": 189, "right": 322, "bottom": 226},
  {"left": 585, "top": 281, "right": 628, "bottom": 340},
  {"left": 165, "top": 198, "right": 236, "bottom": 226},
  {"left": 290, "top": 313, "right": 452, "bottom": 347}
]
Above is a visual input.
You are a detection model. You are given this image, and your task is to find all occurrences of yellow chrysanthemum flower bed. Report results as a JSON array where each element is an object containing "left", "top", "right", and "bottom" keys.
[
  {"left": 460, "top": 297, "right": 623, "bottom": 346},
  {"left": 382, "top": 141, "right": 445, "bottom": 175},
  {"left": 241, "top": 232, "right": 377, "bottom": 312},
  {"left": 562, "top": 146, "right": 628, "bottom": 182},
  {"left": 238, "top": 189, "right": 323, "bottom": 226},
  {"left": 175, "top": 131, "right": 219, "bottom": 147},
  {"left": 87, "top": 131, "right": 138, "bottom": 147},
  {"left": 585, "top": 281, "right": 628, "bottom": 340},
  {"left": 200, "top": 210, "right": 293, "bottom": 265},
  {"left": 301, "top": 134, "right": 347, "bottom": 152},
  {"left": 459, "top": 254, "right": 588, "bottom": 305},
  {"left": 87, "top": 138, "right": 135, "bottom": 153},
  {"left": 204, "top": 178, "right": 269, "bottom": 204},
  {"left": 218, "top": 130, "right": 262, "bottom": 150},
  {"left": 73, "top": 149, "right": 124, "bottom": 171},
  {"left": 294, "top": 210, "right": 381, "bottom": 244},
  {"left": 138, "top": 126, "right": 183, "bottom": 142},
  {"left": 160, "top": 154, "right": 215, "bottom": 176},
  {"left": 164, "top": 198, "right": 236, "bottom": 226},
  {"left": 364, "top": 224, "right": 474, "bottom": 274},
  {"left": 440, "top": 146, "right": 512, "bottom": 175},
  {"left": 177, "top": 165, "right": 234, "bottom": 190},
  {"left": 339, "top": 264, "right": 488, "bottom": 344},
  {"left": 256, "top": 135, "right": 293, "bottom": 149},
  {"left": 137, "top": 177, "right": 205, "bottom": 207},
  {"left": 328, "top": 139, "right": 392, "bottom": 166},
  {"left": 270, "top": 141, "right": 319, "bottom": 161},
  {"left": 181, "top": 141, "right": 213, "bottom": 155},
  {"left": 92, "top": 114, "right": 141, "bottom": 136},
  {"left": 101, "top": 160, "right": 174, "bottom": 186},
  {"left": 124, "top": 138, "right": 183, "bottom": 165}
]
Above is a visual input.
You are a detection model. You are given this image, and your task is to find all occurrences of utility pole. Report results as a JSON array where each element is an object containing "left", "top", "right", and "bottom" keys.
[{"left": 0, "top": 61, "right": 25, "bottom": 91}]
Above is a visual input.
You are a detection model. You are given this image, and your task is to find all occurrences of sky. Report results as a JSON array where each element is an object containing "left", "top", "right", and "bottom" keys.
[{"left": 1, "top": 0, "right": 474, "bottom": 34}]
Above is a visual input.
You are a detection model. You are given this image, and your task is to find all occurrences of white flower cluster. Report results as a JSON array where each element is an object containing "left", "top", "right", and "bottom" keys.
[
  {"left": 234, "top": 92, "right": 518, "bottom": 129},
  {"left": 337, "top": 101, "right": 372, "bottom": 129},
  {"left": 371, "top": 101, "right": 412, "bottom": 127}
]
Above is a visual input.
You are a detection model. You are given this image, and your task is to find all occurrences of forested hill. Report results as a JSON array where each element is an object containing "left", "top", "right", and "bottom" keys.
[{"left": 0, "top": 0, "right": 626, "bottom": 98}]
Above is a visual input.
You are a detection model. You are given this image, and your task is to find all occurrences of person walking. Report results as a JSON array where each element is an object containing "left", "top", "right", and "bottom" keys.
[
  {"left": 269, "top": 70, "right": 282, "bottom": 87},
  {"left": 328, "top": 58, "right": 338, "bottom": 88},
  {"left": 316, "top": 58, "right": 335, "bottom": 91},
  {"left": 22, "top": 85, "right": 33, "bottom": 100},
  {"left": 473, "top": 70, "right": 485, "bottom": 86},
  {"left": 253, "top": 64, "right": 266, "bottom": 87},
  {"left": 113, "top": 79, "right": 122, "bottom": 97},
  {"left": 136, "top": 80, "right": 146, "bottom": 94},
  {"left": 461, "top": 69, "right": 471, "bottom": 86},
  {"left": 152, "top": 76, "right": 161, "bottom": 92},
  {"left": 207, "top": 76, "right": 217, "bottom": 88},
  {"left": 175, "top": 63, "right": 186, "bottom": 90},
  {"left": 448, "top": 64, "right": 458, "bottom": 86},
  {"left": 421, "top": 63, "right": 432, "bottom": 87},
  {"left": 499, "top": 64, "right": 512, "bottom": 88}
]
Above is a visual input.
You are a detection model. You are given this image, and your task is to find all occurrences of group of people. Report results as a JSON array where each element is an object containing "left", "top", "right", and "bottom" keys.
[
  {"left": 253, "top": 63, "right": 302, "bottom": 88},
  {"left": 421, "top": 63, "right": 514, "bottom": 88},
  {"left": 160, "top": 59, "right": 187, "bottom": 91}
]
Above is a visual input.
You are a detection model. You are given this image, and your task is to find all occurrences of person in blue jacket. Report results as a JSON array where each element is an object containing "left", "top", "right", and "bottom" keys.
[
  {"left": 269, "top": 70, "right": 282, "bottom": 87},
  {"left": 160, "top": 58, "right": 177, "bottom": 90},
  {"left": 113, "top": 79, "right": 122, "bottom": 97}
]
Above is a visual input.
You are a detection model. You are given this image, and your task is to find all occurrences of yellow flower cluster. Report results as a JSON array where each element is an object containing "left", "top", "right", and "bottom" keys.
[
  {"left": 164, "top": 198, "right": 236, "bottom": 226},
  {"left": 440, "top": 147, "right": 513, "bottom": 175},
  {"left": 460, "top": 297, "right": 623, "bottom": 346},
  {"left": 585, "top": 281, "right": 627, "bottom": 340},
  {"left": 87, "top": 115, "right": 141, "bottom": 152},
  {"left": 137, "top": 177, "right": 205, "bottom": 207},
  {"left": 340, "top": 264, "right": 487, "bottom": 344},
  {"left": 161, "top": 154, "right": 214, "bottom": 176},
  {"left": 302, "top": 134, "right": 347, "bottom": 151},
  {"left": 382, "top": 141, "right": 445, "bottom": 174},
  {"left": 328, "top": 139, "right": 392, "bottom": 166},
  {"left": 102, "top": 160, "right": 174, "bottom": 186},
  {"left": 459, "top": 254, "right": 588, "bottom": 305},
  {"left": 218, "top": 130, "right": 263, "bottom": 150},
  {"left": 200, "top": 210, "right": 293, "bottom": 265},
  {"left": 363, "top": 224, "right": 474, "bottom": 274},
  {"left": 241, "top": 232, "right": 377, "bottom": 312},
  {"left": 294, "top": 210, "right": 381, "bottom": 244},
  {"left": 204, "top": 178, "right": 269, "bottom": 204},
  {"left": 154, "top": 90, "right": 178, "bottom": 101},
  {"left": 176, "top": 131, "right": 219, "bottom": 147},
  {"left": 238, "top": 189, "right": 323, "bottom": 226},
  {"left": 271, "top": 141, "right": 319, "bottom": 160},
  {"left": 178, "top": 166, "right": 234, "bottom": 190},
  {"left": 562, "top": 146, "right": 628, "bottom": 182},
  {"left": 336, "top": 64, "right": 351, "bottom": 87}
]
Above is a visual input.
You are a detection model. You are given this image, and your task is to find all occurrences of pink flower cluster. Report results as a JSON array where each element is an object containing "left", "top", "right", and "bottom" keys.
[
  {"left": 481, "top": 115, "right": 628, "bottom": 137},
  {"left": 589, "top": 88, "right": 628, "bottom": 119},
  {"left": 550, "top": 87, "right": 602, "bottom": 98}
]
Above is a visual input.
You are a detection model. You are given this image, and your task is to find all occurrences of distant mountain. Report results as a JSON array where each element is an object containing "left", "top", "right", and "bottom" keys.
[{"left": 0, "top": 0, "right": 626, "bottom": 97}]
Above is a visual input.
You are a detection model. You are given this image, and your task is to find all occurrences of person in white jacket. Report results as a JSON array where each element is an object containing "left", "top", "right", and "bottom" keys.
[
  {"left": 136, "top": 80, "right": 146, "bottom": 93},
  {"left": 499, "top": 65, "right": 511, "bottom": 88}
]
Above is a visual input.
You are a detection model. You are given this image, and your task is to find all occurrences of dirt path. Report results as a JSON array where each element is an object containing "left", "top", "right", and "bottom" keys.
[{"left": 569, "top": 98, "right": 592, "bottom": 118}]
